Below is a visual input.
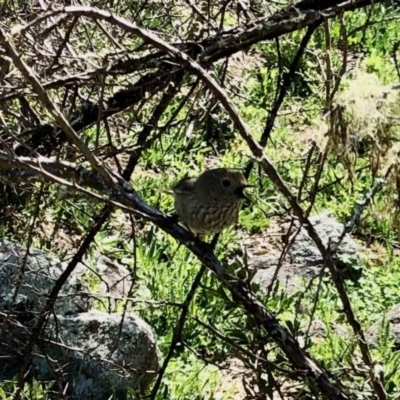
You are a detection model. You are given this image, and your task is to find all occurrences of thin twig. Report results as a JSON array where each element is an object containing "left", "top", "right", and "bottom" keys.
[
  {"left": 245, "top": 22, "right": 319, "bottom": 177},
  {"left": 0, "top": 28, "right": 115, "bottom": 187},
  {"left": 149, "top": 264, "right": 207, "bottom": 399},
  {"left": 12, "top": 81, "right": 183, "bottom": 397}
]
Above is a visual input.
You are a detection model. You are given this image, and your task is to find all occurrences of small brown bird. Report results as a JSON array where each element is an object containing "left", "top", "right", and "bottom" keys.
[{"left": 171, "top": 168, "right": 248, "bottom": 235}]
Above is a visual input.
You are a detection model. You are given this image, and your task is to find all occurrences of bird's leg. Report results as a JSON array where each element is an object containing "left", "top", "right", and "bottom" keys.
[
  {"left": 210, "top": 233, "right": 220, "bottom": 250},
  {"left": 165, "top": 212, "right": 180, "bottom": 225},
  {"left": 194, "top": 233, "right": 220, "bottom": 252},
  {"left": 206, "top": 233, "right": 220, "bottom": 251}
]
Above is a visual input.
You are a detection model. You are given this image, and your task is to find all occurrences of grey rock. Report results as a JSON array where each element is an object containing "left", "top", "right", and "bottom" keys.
[
  {"left": 34, "top": 311, "right": 160, "bottom": 400},
  {"left": 367, "top": 303, "right": 400, "bottom": 350},
  {"left": 90, "top": 254, "right": 133, "bottom": 300},
  {"left": 76, "top": 253, "right": 134, "bottom": 313},
  {"left": 250, "top": 213, "right": 361, "bottom": 293},
  {"left": 0, "top": 238, "right": 91, "bottom": 315},
  {"left": 0, "top": 240, "right": 160, "bottom": 399}
]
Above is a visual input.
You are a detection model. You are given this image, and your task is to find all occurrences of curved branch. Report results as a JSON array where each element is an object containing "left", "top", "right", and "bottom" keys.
[
  {"left": 0, "top": 153, "right": 350, "bottom": 400},
  {"left": 6, "top": 0, "right": 384, "bottom": 156}
]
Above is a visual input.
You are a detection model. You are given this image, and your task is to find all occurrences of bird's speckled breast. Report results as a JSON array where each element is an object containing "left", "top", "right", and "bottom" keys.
[{"left": 185, "top": 200, "right": 241, "bottom": 234}]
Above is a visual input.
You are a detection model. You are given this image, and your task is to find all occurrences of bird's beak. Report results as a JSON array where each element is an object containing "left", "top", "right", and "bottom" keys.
[{"left": 235, "top": 185, "right": 252, "bottom": 200}]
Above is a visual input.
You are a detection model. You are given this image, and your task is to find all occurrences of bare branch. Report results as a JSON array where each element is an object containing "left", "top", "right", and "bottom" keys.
[
  {"left": 0, "top": 27, "right": 115, "bottom": 186},
  {"left": 0, "top": 152, "right": 350, "bottom": 400}
]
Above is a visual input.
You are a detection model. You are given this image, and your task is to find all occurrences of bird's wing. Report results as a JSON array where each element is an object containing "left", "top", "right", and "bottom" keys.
[{"left": 172, "top": 177, "right": 196, "bottom": 194}]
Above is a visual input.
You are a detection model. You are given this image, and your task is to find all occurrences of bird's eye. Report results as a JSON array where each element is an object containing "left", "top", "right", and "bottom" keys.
[{"left": 222, "top": 179, "right": 231, "bottom": 187}]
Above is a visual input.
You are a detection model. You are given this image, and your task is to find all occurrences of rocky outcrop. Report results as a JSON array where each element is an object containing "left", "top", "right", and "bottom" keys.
[
  {"left": 367, "top": 303, "right": 400, "bottom": 350},
  {"left": 246, "top": 213, "right": 361, "bottom": 293},
  {"left": 0, "top": 239, "right": 160, "bottom": 399}
]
